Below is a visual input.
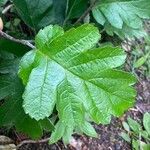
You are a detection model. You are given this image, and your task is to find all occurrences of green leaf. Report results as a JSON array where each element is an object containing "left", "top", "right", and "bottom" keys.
[
  {"left": 120, "top": 132, "right": 131, "bottom": 143},
  {"left": 80, "top": 122, "right": 98, "bottom": 138},
  {"left": 122, "top": 121, "right": 130, "bottom": 132},
  {"left": 92, "top": 0, "right": 150, "bottom": 39},
  {"left": 13, "top": 0, "right": 67, "bottom": 29},
  {"left": 0, "top": 54, "right": 20, "bottom": 99},
  {"left": 134, "top": 57, "right": 147, "bottom": 68},
  {"left": 49, "top": 121, "right": 66, "bottom": 144},
  {"left": 134, "top": 52, "right": 150, "bottom": 68},
  {"left": 141, "top": 142, "right": 150, "bottom": 150},
  {"left": 0, "top": 58, "right": 19, "bottom": 74},
  {"left": 40, "top": 118, "right": 55, "bottom": 132},
  {"left": 132, "top": 139, "right": 139, "bottom": 150},
  {"left": 0, "top": 39, "right": 30, "bottom": 56},
  {"left": 143, "top": 112, "right": 150, "bottom": 135},
  {"left": 141, "top": 131, "right": 149, "bottom": 139},
  {"left": 0, "top": 74, "right": 41, "bottom": 139},
  {"left": 0, "top": 50, "right": 14, "bottom": 60},
  {"left": 66, "top": 0, "right": 88, "bottom": 19},
  {"left": 19, "top": 24, "right": 136, "bottom": 143},
  {"left": 127, "top": 117, "right": 142, "bottom": 134}
]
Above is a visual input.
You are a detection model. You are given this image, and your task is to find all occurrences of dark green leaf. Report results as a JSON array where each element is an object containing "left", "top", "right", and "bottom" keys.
[
  {"left": 13, "top": 0, "right": 67, "bottom": 29},
  {"left": 0, "top": 51, "right": 14, "bottom": 60},
  {"left": 40, "top": 118, "right": 55, "bottom": 132},
  {"left": 134, "top": 52, "right": 150, "bottom": 68},
  {"left": 66, "top": 0, "right": 88, "bottom": 19},
  {"left": 0, "top": 59, "right": 54, "bottom": 139},
  {"left": 0, "top": 39, "right": 30, "bottom": 56},
  {"left": 80, "top": 122, "right": 97, "bottom": 138},
  {"left": 0, "top": 59, "right": 20, "bottom": 74},
  {"left": 141, "top": 131, "right": 149, "bottom": 139}
]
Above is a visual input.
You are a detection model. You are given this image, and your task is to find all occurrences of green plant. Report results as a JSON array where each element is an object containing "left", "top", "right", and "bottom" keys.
[
  {"left": 0, "top": 0, "right": 149, "bottom": 145},
  {"left": 132, "top": 37, "right": 150, "bottom": 78},
  {"left": 92, "top": 0, "right": 150, "bottom": 39},
  {"left": 120, "top": 113, "right": 150, "bottom": 150}
]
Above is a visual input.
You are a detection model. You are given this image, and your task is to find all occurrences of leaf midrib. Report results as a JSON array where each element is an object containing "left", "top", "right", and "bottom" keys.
[
  {"left": 38, "top": 57, "right": 49, "bottom": 113},
  {"left": 38, "top": 50, "right": 129, "bottom": 102}
]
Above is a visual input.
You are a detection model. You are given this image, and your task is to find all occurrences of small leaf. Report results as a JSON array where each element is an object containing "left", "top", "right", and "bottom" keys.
[
  {"left": 66, "top": 0, "right": 88, "bottom": 19},
  {"left": 127, "top": 117, "right": 142, "bottom": 134},
  {"left": 120, "top": 132, "right": 131, "bottom": 143},
  {"left": 13, "top": 18, "right": 20, "bottom": 26},
  {"left": 134, "top": 52, "right": 150, "bottom": 68},
  {"left": 49, "top": 121, "right": 66, "bottom": 144},
  {"left": 143, "top": 112, "right": 150, "bottom": 135},
  {"left": 132, "top": 139, "right": 139, "bottom": 150},
  {"left": 0, "top": 0, "right": 8, "bottom": 6},
  {"left": 0, "top": 76, "right": 15, "bottom": 100},
  {"left": 122, "top": 121, "right": 130, "bottom": 132},
  {"left": 0, "top": 39, "right": 30, "bottom": 56},
  {"left": 134, "top": 57, "right": 147, "bottom": 68},
  {"left": 80, "top": 122, "right": 97, "bottom": 138}
]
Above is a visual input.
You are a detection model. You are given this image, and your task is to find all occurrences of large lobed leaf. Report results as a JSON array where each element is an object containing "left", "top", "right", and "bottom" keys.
[
  {"left": 92, "top": 0, "right": 150, "bottom": 39},
  {"left": 19, "top": 24, "right": 136, "bottom": 143}
]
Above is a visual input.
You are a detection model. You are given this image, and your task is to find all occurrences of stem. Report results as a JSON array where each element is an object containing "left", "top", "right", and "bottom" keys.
[
  {"left": 74, "top": 0, "right": 98, "bottom": 25},
  {"left": 0, "top": 30, "right": 35, "bottom": 49},
  {"left": 16, "top": 138, "right": 49, "bottom": 149}
]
